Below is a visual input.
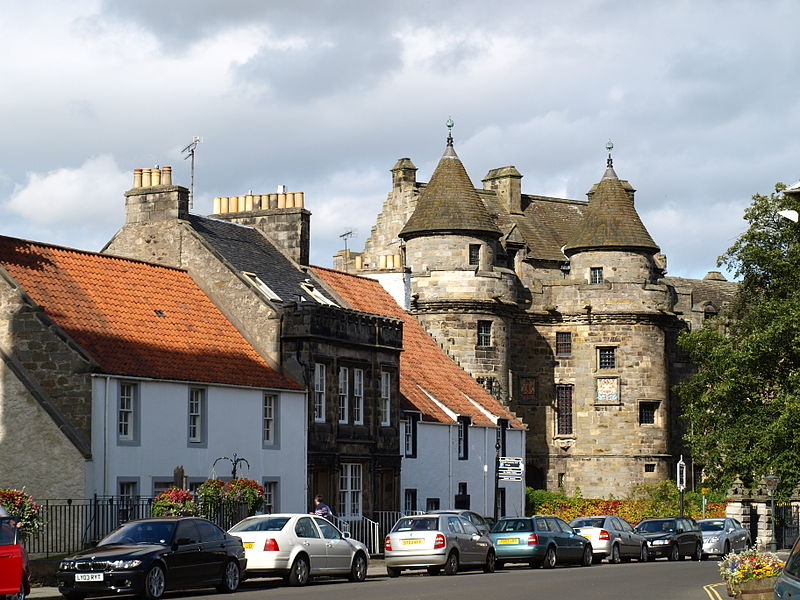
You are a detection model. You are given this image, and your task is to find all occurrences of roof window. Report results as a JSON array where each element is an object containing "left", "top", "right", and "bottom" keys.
[
  {"left": 301, "top": 281, "right": 337, "bottom": 306},
  {"left": 243, "top": 272, "right": 282, "bottom": 302}
]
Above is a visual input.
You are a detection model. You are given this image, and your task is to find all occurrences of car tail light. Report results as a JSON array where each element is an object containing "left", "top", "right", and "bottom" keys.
[
  {"left": 263, "top": 538, "right": 280, "bottom": 551},
  {"left": 385, "top": 536, "right": 392, "bottom": 551},
  {"left": 434, "top": 534, "right": 446, "bottom": 549},
  {"left": 599, "top": 530, "right": 610, "bottom": 540},
  {"left": 527, "top": 533, "right": 539, "bottom": 546}
]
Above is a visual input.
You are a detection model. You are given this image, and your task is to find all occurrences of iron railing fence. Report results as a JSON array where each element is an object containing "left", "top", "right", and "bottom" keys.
[
  {"left": 25, "top": 500, "right": 431, "bottom": 557},
  {"left": 25, "top": 497, "right": 252, "bottom": 557}
]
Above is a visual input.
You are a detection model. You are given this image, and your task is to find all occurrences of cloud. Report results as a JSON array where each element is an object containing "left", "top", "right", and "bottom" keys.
[{"left": 4, "top": 155, "right": 128, "bottom": 227}]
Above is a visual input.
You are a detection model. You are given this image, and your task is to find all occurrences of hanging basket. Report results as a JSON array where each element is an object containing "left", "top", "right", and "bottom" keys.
[{"left": 727, "top": 576, "right": 780, "bottom": 600}]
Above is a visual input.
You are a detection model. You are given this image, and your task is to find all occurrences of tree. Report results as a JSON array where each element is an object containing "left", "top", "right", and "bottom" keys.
[{"left": 677, "top": 182, "right": 800, "bottom": 497}]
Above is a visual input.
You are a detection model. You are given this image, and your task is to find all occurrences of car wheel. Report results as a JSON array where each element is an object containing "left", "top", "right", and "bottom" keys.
[
  {"left": 443, "top": 552, "right": 459, "bottom": 576},
  {"left": 692, "top": 542, "right": 702, "bottom": 561},
  {"left": 143, "top": 564, "right": 166, "bottom": 600},
  {"left": 639, "top": 545, "right": 649, "bottom": 562},
  {"left": 216, "top": 560, "right": 241, "bottom": 593},
  {"left": 610, "top": 543, "right": 621, "bottom": 564},
  {"left": 581, "top": 544, "right": 593, "bottom": 567},
  {"left": 668, "top": 544, "right": 679, "bottom": 562},
  {"left": 349, "top": 553, "right": 367, "bottom": 582},
  {"left": 288, "top": 555, "right": 310, "bottom": 586},
  {"left": 483, "top": 550, "right": 496, "bottom": 573},
  {"left": 426, "top": 566, "right": 441, "bottom": 576},
  {"left": 10, "top": 584, "right": 25, "bottom": 600},
  {"left": 542, "top": 546, "right": 557, "bottom": 569},
  {"left": 387, "top": 566, "right": 402, "bottom": 578}
]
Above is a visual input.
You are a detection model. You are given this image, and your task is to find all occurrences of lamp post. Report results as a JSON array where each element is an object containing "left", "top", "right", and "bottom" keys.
[
  {"left": 765, "top": 471, "right": 780, "bottom": 552},
  {"left": 213, "top": 453, "right": 250, "bottom": 479},
  {"left": 493, "top": 439, "right": 501, "bottom": 522},
  {"left": 677, "top": 456, "right": 686, "bottom": 516}
]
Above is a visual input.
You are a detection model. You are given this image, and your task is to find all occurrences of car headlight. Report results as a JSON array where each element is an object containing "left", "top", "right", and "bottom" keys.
[
  {"left": 59, "top": 560, "right": 74, "bottom": 570},
  {"left": 651, "top": 539, "right": 672, "bottom": 546},
  {"left": 707, "top": 536, "right": 720, "bottom": 543},
  {"left": 108, "top": 559, "right": 142, "bottom": 570}
]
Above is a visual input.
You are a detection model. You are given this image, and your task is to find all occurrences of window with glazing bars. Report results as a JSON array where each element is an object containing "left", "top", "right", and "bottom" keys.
[
  {"left": 188, "top": 388, "right": 204, "bottom": 443},
  {"left": 263, "top": 394, "right": 275, "bottom": 443},
  {"left": 353, "top": 368, "right": 364, "bottom": 424},
  {"left": 556, "top": 332, "right": 572, "bottom": 355},
  {"left": 598, "top": 347, "right": 616, "bottom": 369},
  {"left": 639, "top": 402, "right": 658, "bottom": 425},
  {"left": 555, "top": 385, "right": 573, "bottom": 435},
  {"left": 590, "top": 267, "right": 604, "bottom": 284},
  {"left": 469, "top": 244, "right": 481, "bottom": 266},
  {"left": 477, "top": 320, "right": 492, "bottom": 347},
  {"left": 380, "top": 371, "right": 391, "bottom": 426},
  {"left": 314, "top": 363, "right": 326, "bottom": 422},
  {"left": 338, "top": 366, "right": 349, "bottom": 424},
  {"left": 118, "top": 383, "right": 135, "bottom": 440}
]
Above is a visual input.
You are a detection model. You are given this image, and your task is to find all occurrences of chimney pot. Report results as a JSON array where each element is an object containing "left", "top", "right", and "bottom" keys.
[
  {"left": 162, "top": 166, "right": 172, "bottom": 185},
  {"left": 213, "top": 197, "right": 221, "bottom": 214},
  {"left": 142, "top": 168, "right": 152, "bottom": 187},
  {"left": 220, "top": 196, "right": 229, "bottom": 213},
  {"left": 295, "top": 191, "right": 304, "bottom": 207},
  {"left": 133, "top": 169, "right": 143, "bottom": 188},
  {"left": 152, "top": 167, "right": 161, "bottom": 186}
]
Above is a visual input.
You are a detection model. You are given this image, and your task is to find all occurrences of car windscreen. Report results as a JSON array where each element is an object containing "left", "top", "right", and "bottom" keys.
[
  {"left": 491, "top": 519, "right": 532, "bottom": 533},
  {"left": 391, "top": 517, "right": 440, "bottom": 532},
  {"left": 0, "top": 519, "right": 18, "bottom": 546},
  {"left": 635, "top": 520, "right": 675, "bottom": 533},
  {"left": 99, "top": 521, "right": 176, "bottom": 545},
  {"left": 570, "top": 518, "right": 605, "bottom": 528},
  {"left": 230, "top": 517, "right": 290, "bottom": 532},
  {"left": 699, "top": 520, "right": 725, "bottom": 532}
]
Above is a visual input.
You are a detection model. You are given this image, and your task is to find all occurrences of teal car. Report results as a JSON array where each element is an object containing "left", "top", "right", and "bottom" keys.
[{"left": 488, "top": 516, "right": 593, "bottom": 569}]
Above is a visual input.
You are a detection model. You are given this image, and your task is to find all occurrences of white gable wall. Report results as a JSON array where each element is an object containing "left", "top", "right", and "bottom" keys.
[
  {"left": 90, "top": 376, "right": 306, "bottom": 511},
  {"left": 400, "top": 420, "right": 525, "bottom": 517}
]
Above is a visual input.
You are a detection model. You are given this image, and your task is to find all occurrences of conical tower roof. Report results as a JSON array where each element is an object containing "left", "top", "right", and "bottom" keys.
[
  {"left": 399, "top": 132, "right": 501, "bottom": 240},
  {"left": 563, "top": 157, "right": 659, "bottom": 256}
]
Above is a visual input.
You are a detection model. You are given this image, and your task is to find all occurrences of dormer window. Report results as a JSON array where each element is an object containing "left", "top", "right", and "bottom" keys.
[
  {"left": 300, "top": 281, "right": 336, "bottom": 306},
  {"left": 590, "top": 267, "right": 604, "bottom": 284},
  {"left": 243, "top": 272, "right": 282, "bottom": 301},
  {"left": 468, "top": 244, "right": 480, "bottom": 266}
]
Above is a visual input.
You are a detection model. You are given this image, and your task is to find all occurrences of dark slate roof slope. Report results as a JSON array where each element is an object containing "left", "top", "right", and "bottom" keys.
[
  {"left": 399, "top": 141, "right": 502, "bottom": 240},
  {"left": 187, "top": 215, "right": 337, "bottom": 307},
  {"left": 666, "top": 274, "right": 739, "bottom": 310}
]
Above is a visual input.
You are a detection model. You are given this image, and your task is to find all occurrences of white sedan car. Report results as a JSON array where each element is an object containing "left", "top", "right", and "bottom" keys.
[{"left": 228, "top": 514, "right": 369, "bottom": 586}]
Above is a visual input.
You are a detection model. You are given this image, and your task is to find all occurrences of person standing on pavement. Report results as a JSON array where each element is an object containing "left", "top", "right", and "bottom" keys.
[{"left": 312, "top": 495, "right": 334, "bottom": 519}]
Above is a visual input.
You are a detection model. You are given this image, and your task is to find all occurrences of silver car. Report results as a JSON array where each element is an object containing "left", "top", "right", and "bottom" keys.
[
  {"left": 228, "top": 514, "right": 369, "bottom": 586},
  {"left": 384, "top": 514, "right": 496, "bottom": 576},
  {"left": 570, "top": 515, "right": 648, "bottom": 563},
  {"left": 697, "top": 517, "right": 750, "bottom": 559}
]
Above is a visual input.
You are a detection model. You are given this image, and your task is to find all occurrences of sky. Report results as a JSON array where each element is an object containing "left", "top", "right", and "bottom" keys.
[{"left": 1, "top": 0, "right": 799, "bottom": 280}]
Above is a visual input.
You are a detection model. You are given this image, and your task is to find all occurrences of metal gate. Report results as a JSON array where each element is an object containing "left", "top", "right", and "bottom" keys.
[{"left": 777, "top": 503, "right": 800, "bottom": 550}]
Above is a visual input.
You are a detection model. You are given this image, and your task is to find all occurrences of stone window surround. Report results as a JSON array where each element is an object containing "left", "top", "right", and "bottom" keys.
[
  {"left": 404, "top": 411, "right": 420, "bottom": 458},
  {"left": 187, "top": 387, "right": 208, "bottom": 448},
  {"left": 117, "top": 380, "right": 141, "bottom": 447},
  {"left": 554, "top": 383, "right": 574, "bottom": 438},
  {"left": 594, "top": 344, "right": 620, "bottom": 372},
  {"left": 476, "top": 320, "right": 493, "bottom": 348},
  {"left": 555, "top": 331, "right": 572, "bottom": 356},
  {"left": 338, "top": 366, "right": 349, "bottom": 424},
  {"left": 590, "top": 266, "right": 604, "bottom": 284},
  {"left": 638, "top": 400, "right": 660, "bottom": 426},
  {"left": 314, "top": 362, "right": 326, "bottom": 423},
  {"left": 457, "top": 415, "right": 471, "bottom": 459},
  {"left": 262, "top": 392, "right": 280, "bottom": 449},
  {"left": 262, "top": 478, "right": 280, "bottom": 513},
  {"left": 468, "top": 243, "right": 481, "bottom": 266}
]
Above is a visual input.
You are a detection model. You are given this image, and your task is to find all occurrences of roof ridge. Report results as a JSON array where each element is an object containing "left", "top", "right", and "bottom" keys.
[
  {"left": 0, "top": 234, "right": 191, "bottom": 274},
  {"left": 310, "top": 264, "right": 382, "bottom": 282}
]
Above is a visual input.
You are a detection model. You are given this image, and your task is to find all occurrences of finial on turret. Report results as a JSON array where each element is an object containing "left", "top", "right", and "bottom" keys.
[
  {"left": 606, "top": 139, "right": 614, "bottom": 168},
  {"left": 446, "top": 117, "right": 454, "bottom": 147}
]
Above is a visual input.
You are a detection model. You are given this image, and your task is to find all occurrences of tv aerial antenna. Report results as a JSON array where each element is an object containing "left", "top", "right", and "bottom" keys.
[
  {"left": 181, "top": 136, "right": 202, "bottom": 208},
  {"left": 339, "top": 230, "right": 354, "bottom": 272}
]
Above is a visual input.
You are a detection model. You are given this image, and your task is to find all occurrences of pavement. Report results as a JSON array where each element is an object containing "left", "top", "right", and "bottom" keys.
[{"left": 28, "top": 558, "right": 390, "bottom": 599}]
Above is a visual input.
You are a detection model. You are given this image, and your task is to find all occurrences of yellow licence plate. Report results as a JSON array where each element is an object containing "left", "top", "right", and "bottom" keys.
[
  {"left": 243, "top": 542, "right": 255, "bottom": 549},
  {"left": 497, "top": 538, "right": 519, "bottom": 544},
  {"left": 402, "top": 539, "right": 423, "bottom": 545}
]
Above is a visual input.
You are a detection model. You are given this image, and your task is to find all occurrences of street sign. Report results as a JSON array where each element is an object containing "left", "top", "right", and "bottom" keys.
[
  {"left": 499, "top": 476, "right": 523, "bottom": 482},
  {"left": 498, "top": 457, "right": 524, "bottom": 477},
  {"left": 677, "top": 455, "right": 686, "bottom": 491}
]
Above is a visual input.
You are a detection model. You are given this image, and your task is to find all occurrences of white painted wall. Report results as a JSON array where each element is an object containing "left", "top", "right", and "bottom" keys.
[
  {"left": 89, "top": 376, "right": 307, "bottom": 511},
  {"left": 400, "top": 421, "right": 526, "bottom": 518}
]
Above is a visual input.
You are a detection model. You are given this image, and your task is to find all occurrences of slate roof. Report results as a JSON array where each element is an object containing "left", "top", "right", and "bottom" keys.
[
  {"left": 399, "top": 141, "right": 502, "bottom": 240},
  {"left": 187, "top": 215, "right": 338, "bottom": 307},
  {"left": 666, "top": 273, "right": 739, "bottom": 311},
  {"left": 0, "top": 235, "right": 302, "bottom": 390},
  {"left": 563, "top": 165, "right": 660, "bottom": 256},
  {"left": 312, "top": 265, "right": 524, "bottom": 429}
]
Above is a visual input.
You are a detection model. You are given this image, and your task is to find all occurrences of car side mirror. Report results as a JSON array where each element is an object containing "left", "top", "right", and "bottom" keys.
[
  {"left": 472, "top": 534, "right": 481, "bottom": 541},
  {"left": 342, "top": 531, "right": 351, "bottom": 539},
  {"left": 676, "top": 528, "right": 684, "bottom": 534}
]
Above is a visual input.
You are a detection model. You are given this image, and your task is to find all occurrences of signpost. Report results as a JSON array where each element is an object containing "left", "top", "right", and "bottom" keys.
[
  {"left": 677, "top": 456, "right": 686, "bottom": 516},
  {"left": 495, "top": 456, "right": 525, "bottom": 521}
]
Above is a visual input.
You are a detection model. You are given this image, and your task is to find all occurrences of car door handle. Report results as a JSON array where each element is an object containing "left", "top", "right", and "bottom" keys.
[
  {"left": 326, "top": 543, "right": 333, "bottom": 547},
  {"left": 303, "top": 541, "right": 310, "bottom": 546}
]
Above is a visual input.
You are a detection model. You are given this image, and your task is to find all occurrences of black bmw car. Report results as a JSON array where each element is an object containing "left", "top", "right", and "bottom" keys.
[
  {"left": 635, "top": 517, "right": 702, "bottom": 561},
  {"left": 57, "top": 517, "right": 246, "bottom": 600}
]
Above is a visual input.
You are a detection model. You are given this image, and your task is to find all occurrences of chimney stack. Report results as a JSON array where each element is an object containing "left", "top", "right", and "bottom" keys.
[
  {"left": 482, "top": 166, "right": 523, "bottom": 214},
  {"left": 124, "top": 165, "right": 189, "bottom": 224}
]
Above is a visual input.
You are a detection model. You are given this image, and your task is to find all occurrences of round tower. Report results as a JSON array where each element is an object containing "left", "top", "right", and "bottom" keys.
[{"left": 398, "top": 122, "right": 518, "bottom": 400}]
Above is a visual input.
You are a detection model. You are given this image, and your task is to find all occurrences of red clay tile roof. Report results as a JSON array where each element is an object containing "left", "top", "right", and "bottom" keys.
[
  {"left": 0, "top": 235, "right": 302, "bottom": 390},
  {"left": 312, "top": 265, "right": 523, "bottom": 428}
]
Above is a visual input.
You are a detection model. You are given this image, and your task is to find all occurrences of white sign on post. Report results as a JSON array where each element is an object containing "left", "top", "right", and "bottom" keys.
[
  {"left": 498, "top": 457, "right": 524, "bottom": 481},
  {"left": 677, "top": 455, "right": 686, "bottom": 492}
]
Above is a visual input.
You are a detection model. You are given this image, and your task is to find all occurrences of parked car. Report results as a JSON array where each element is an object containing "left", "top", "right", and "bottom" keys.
[
  {"left": 228, "top": 514, "right": 368, "bottom": 586},
  {"left": 488, "top": 515, "right": 593, "bottom": 569},
  {"left": 0, "top": 517, "right": 30, "bottom": 600},
  {"left": 697, "top": 518, "right": 750, "bottom": 559},
  {"left": 773, "top": 533, "right": 800, "bottom": 599},
  {"left": 426, "top": 510, "right": 493, "bottom": 535},
  {"left": 57, "top": 517, "right": 245, "bottom": 600},
  {"left": 635, "top": 517, "right": 702, "bottom": 561},
  {"left": 384, "top": 513, "right": 495, "bottom": 576},
  {"left": 570, "top": 515, "right": 648, "bottom": 563}
]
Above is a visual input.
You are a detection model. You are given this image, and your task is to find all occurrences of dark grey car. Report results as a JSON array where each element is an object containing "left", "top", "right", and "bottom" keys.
[
  {"left": 426, "top": 510, "right": 492, "bottom": 535},
  {"left": 635, "top": 517, "right": 702, "bottom": 561}
]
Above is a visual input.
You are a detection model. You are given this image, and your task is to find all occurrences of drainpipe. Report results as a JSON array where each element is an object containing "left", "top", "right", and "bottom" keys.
[{"left": 103, "top": 375, "right": 111, "bottom": 496}]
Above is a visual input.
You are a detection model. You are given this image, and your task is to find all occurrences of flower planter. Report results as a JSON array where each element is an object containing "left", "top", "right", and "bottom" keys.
[{"left": 727, "top": 576, "right": 780, "bottom": 599}]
